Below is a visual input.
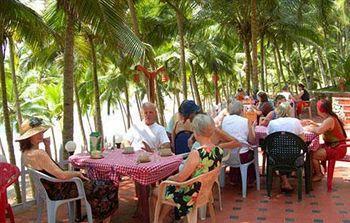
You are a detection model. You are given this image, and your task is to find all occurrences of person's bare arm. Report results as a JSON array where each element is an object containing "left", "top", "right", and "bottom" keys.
[
  {"left": 260, "top": 111, "right": 273, "bottom": 126},
  {"left": 168, "top": 150, "right": 200, "bottom": 182},
  {"left": 35, "top": 150, "right": 87, "bottom": 180},
  {"left": 247, "top": 120, "right": 256, "bottom": 144},
  {"left": 215, "top": 128, "right": 241, "bottom": 149},
  {"left": 306, "top": 117, "right": 334, "bottom": 135}
]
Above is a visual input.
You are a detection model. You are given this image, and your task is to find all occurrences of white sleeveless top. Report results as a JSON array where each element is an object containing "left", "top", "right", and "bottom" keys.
[{"left": 221, "top": 115, "right": 250, "bottom": 154}]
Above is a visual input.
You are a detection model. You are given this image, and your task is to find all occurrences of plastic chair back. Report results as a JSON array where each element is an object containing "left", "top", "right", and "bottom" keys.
[
  {"left": 174, "top": 130, "right": 193, "bottom": 155},
  {"left": 264, "top": 131, "right": 307, "bottom": 170},
  {"left": 28, "top": 168, "right": 93, "bottom": 223},
  {"left": 154, "top": 166, "right": 221, "bottom": 223}
]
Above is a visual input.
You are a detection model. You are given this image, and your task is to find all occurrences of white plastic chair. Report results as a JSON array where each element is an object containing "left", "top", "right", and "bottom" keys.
[
  {"left": 220, "top": 144, "right": 260, "bottom": 198},
  {"left": 28, "top": 168, "right": 93, "bottom": 223}
]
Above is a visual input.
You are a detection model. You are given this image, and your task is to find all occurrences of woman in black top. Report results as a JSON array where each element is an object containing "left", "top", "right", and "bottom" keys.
[{"left": 296, "top": 83, "right": 310, "bottom": 116}]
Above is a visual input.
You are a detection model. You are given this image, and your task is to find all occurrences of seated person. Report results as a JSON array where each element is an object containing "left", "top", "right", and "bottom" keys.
[
  {"left": 278, "top": 85, "right": 294, "bottom": 101},
  {"left": 252, "top": 91, "right": 274, "bottom": 117},
  {"left": 260, "top": 95, "right": 286, "bottom": 126},
  {"left": 304, "top": 99, "right": 347, "bottom": 182},
  {"left": 221, "top": 100, "right": 256, "bottom": 185},
  {"left": 235, "top": 88, "right": 246, "bottom": 101},
  {"left": 18, "top": 117, "right": 118, "bottom": 223},
  {"left": 171, "top": 100, "right": 201, "bottom": 146},
  {"left": 267, "top": 102, "right": 305, "bottom": 191},
  {"left": 124, "top": 102, "right": 170, "bottom": 152},
  {"left": 151, "top": 114, "right": 223, "bottom": 222},
  {"left": 295, "top": 83, "right": 311, "bottom": 116}
]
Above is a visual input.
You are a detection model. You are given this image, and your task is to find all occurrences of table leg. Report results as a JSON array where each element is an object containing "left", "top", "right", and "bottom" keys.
[{"left": 134, "top": 182, "right": 150, "bottom": 223}]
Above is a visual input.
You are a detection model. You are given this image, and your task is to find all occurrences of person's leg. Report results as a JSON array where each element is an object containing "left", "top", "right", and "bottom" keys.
[
  {"left": 312, "top": 149, "right": 327, "bottom": 181},
  {"left": 280, "top": 175, "right": 293, "bottom": 191}
]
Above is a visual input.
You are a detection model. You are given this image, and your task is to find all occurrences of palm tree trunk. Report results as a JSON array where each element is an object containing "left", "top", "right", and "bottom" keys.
[
  {"left": 221, "top": 74, "right": 228, "bottom": 102},
  {"left": 273, "top": 47, "right": 282, "bottom": 91},
  {"left": 62, "top": 11, "right": 75, "bottom": 148},
  {"left": 175, "top": 11, "right": 187, "bottom": 100},
  {"left": 243, "top": 37, "right": 252, "bottom": 94},
  {"left": 251, "top": 0, "right": 259, "bottom": 91},
  {"left": 316, "top": 48, "right": 327, "bottom": 87},
  {"left": 86, "top": 114, "right": 93, "bottom": 132},
  {"left": 190, "top": 76, "right": 195, "bottom": 100},
  {"left": 8, "top": 36, "right": 22, "bottom": 128},
  {"left": 74, "top": 80, "right": 87, "bottom": 148},
  {"left": 135, "top": 93, "right": 142, "bottom": 121},
  {"left": 297, "top": 43, "right": 309, "bottom": 89},
  {"left": 50, "top": 127, "right": 58, "bottom": 161},
  {"left": 324, "top": 50, "right": 335, "bottom": 86},
  {"left": 175, "top": 90, "right": 180, "bottom": 108},
  {"left": 88, "top": 36, "right": 103, "bottom": 138},
  {"left": 275, "top": 43, "right": 286, "bottom": 85},
  {"left": 155, "top": 81, "right": 165, "bottom": 126},
  {"left": 0, "top": 38, "right": 22, "bottom": 203},
  {"left": 260, "top": 34, "right": 265, "bottom": 91},
  {"left": 127, "top": 0, "right": 141, "bottom": 37},
  {"left": 124, "top": 84, "right": 131, "bottom": 129},
  {"left": 118, "top": 99, "right": 127, "bottom": 132}
]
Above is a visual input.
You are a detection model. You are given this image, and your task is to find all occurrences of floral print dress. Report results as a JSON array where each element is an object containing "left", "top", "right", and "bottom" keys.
[{"left": 165, "top": 146, "right": 223, "bottom": 219}]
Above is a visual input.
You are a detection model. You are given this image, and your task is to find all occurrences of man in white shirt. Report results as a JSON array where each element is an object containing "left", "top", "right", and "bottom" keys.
[{"left": 124, "top": 102, "right": 170, "bottom": 151}]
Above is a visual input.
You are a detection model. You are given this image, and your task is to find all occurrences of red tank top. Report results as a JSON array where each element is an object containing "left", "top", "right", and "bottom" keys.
[{"left": 323, "top": 117, "right": 346, "bottom": 147}]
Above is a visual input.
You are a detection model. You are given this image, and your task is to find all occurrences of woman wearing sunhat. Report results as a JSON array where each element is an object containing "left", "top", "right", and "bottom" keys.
[{"left": 18, "top": 117, "right": 118, "bottom": 223}]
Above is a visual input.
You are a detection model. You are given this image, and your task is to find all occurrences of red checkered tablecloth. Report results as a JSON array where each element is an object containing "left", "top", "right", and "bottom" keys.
[
  {"left": 69, "top": 150, "right": 183, "bottom": 186},
  {"left": 254, "top": 125, "right": 320, "bottom": 151}
]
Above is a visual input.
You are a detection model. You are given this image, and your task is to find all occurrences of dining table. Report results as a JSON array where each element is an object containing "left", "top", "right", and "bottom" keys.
[{"left": 69, "top": 149, "right": 183, "bottom": 223}]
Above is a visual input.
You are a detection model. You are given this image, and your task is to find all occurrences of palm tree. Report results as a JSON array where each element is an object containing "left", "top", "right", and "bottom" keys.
[{"left": 49, "top": 0, "right": 145, "bottom": 146}]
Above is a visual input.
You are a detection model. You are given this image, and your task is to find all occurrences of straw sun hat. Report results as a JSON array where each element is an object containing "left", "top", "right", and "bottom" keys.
[{"left": 15, "top": 117, "right": 50, "bottom": 142}]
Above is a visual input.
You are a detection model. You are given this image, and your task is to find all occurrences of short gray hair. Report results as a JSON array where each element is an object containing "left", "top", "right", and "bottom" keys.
[
  {"left": 141, "top": 102, "right": 156, "bottom": 111},
  {"left": 192, "top": 114, "right": 215, "bottom": 137},
  {"left": 228, "top": 100, "right": 243, "bottom": 115}
]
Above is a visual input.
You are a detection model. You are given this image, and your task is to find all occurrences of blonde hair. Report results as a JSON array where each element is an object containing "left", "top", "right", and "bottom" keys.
[
  {"left": 192, "top": 114, "right": 215, "bottom": 137},
  {"left": 275, "top": 102, "right": 292, "bottom": 118}
]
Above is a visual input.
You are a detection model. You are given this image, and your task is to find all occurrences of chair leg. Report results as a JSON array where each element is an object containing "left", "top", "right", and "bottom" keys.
[
  {"left": 214, "top": 179, "right": 222, "bottom": 211},
  {"left": 47, "top": 201, "right": 57, "bottom": 223},
  {"left": 36, "top": 194, "right": 45, "bottom": 223},
  {"left": 186, "top": 207, "right": 198, "bottom": 223},
  {"left": 6, "top": 203, "right": 15, "bottom": 223},
  {"left": 240, "top": 165, "right": 248, "bottom": 198},
  {"left": 84, "top": 199, "right": 93, "bottom": 223},
  {"left": 208, "top": 200, "right": 216, "bottom": 223},
  {"left": 153, "top": 201, "right": 162, "bottom": 223},
  {"left": 68, "top": 201, "right": 75, "bottom": 223},
  {"left": 327, "top": 159, "right": 336, "bottom": 192},
  {"left": 266, "top": 165, "right": 273, "bottom": 197},
  {"left": 297, "top": 168, "right": 303, "bottom": 202},
  {"left": 0, "top": 196, "right": 6, "bottom": 223}
]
